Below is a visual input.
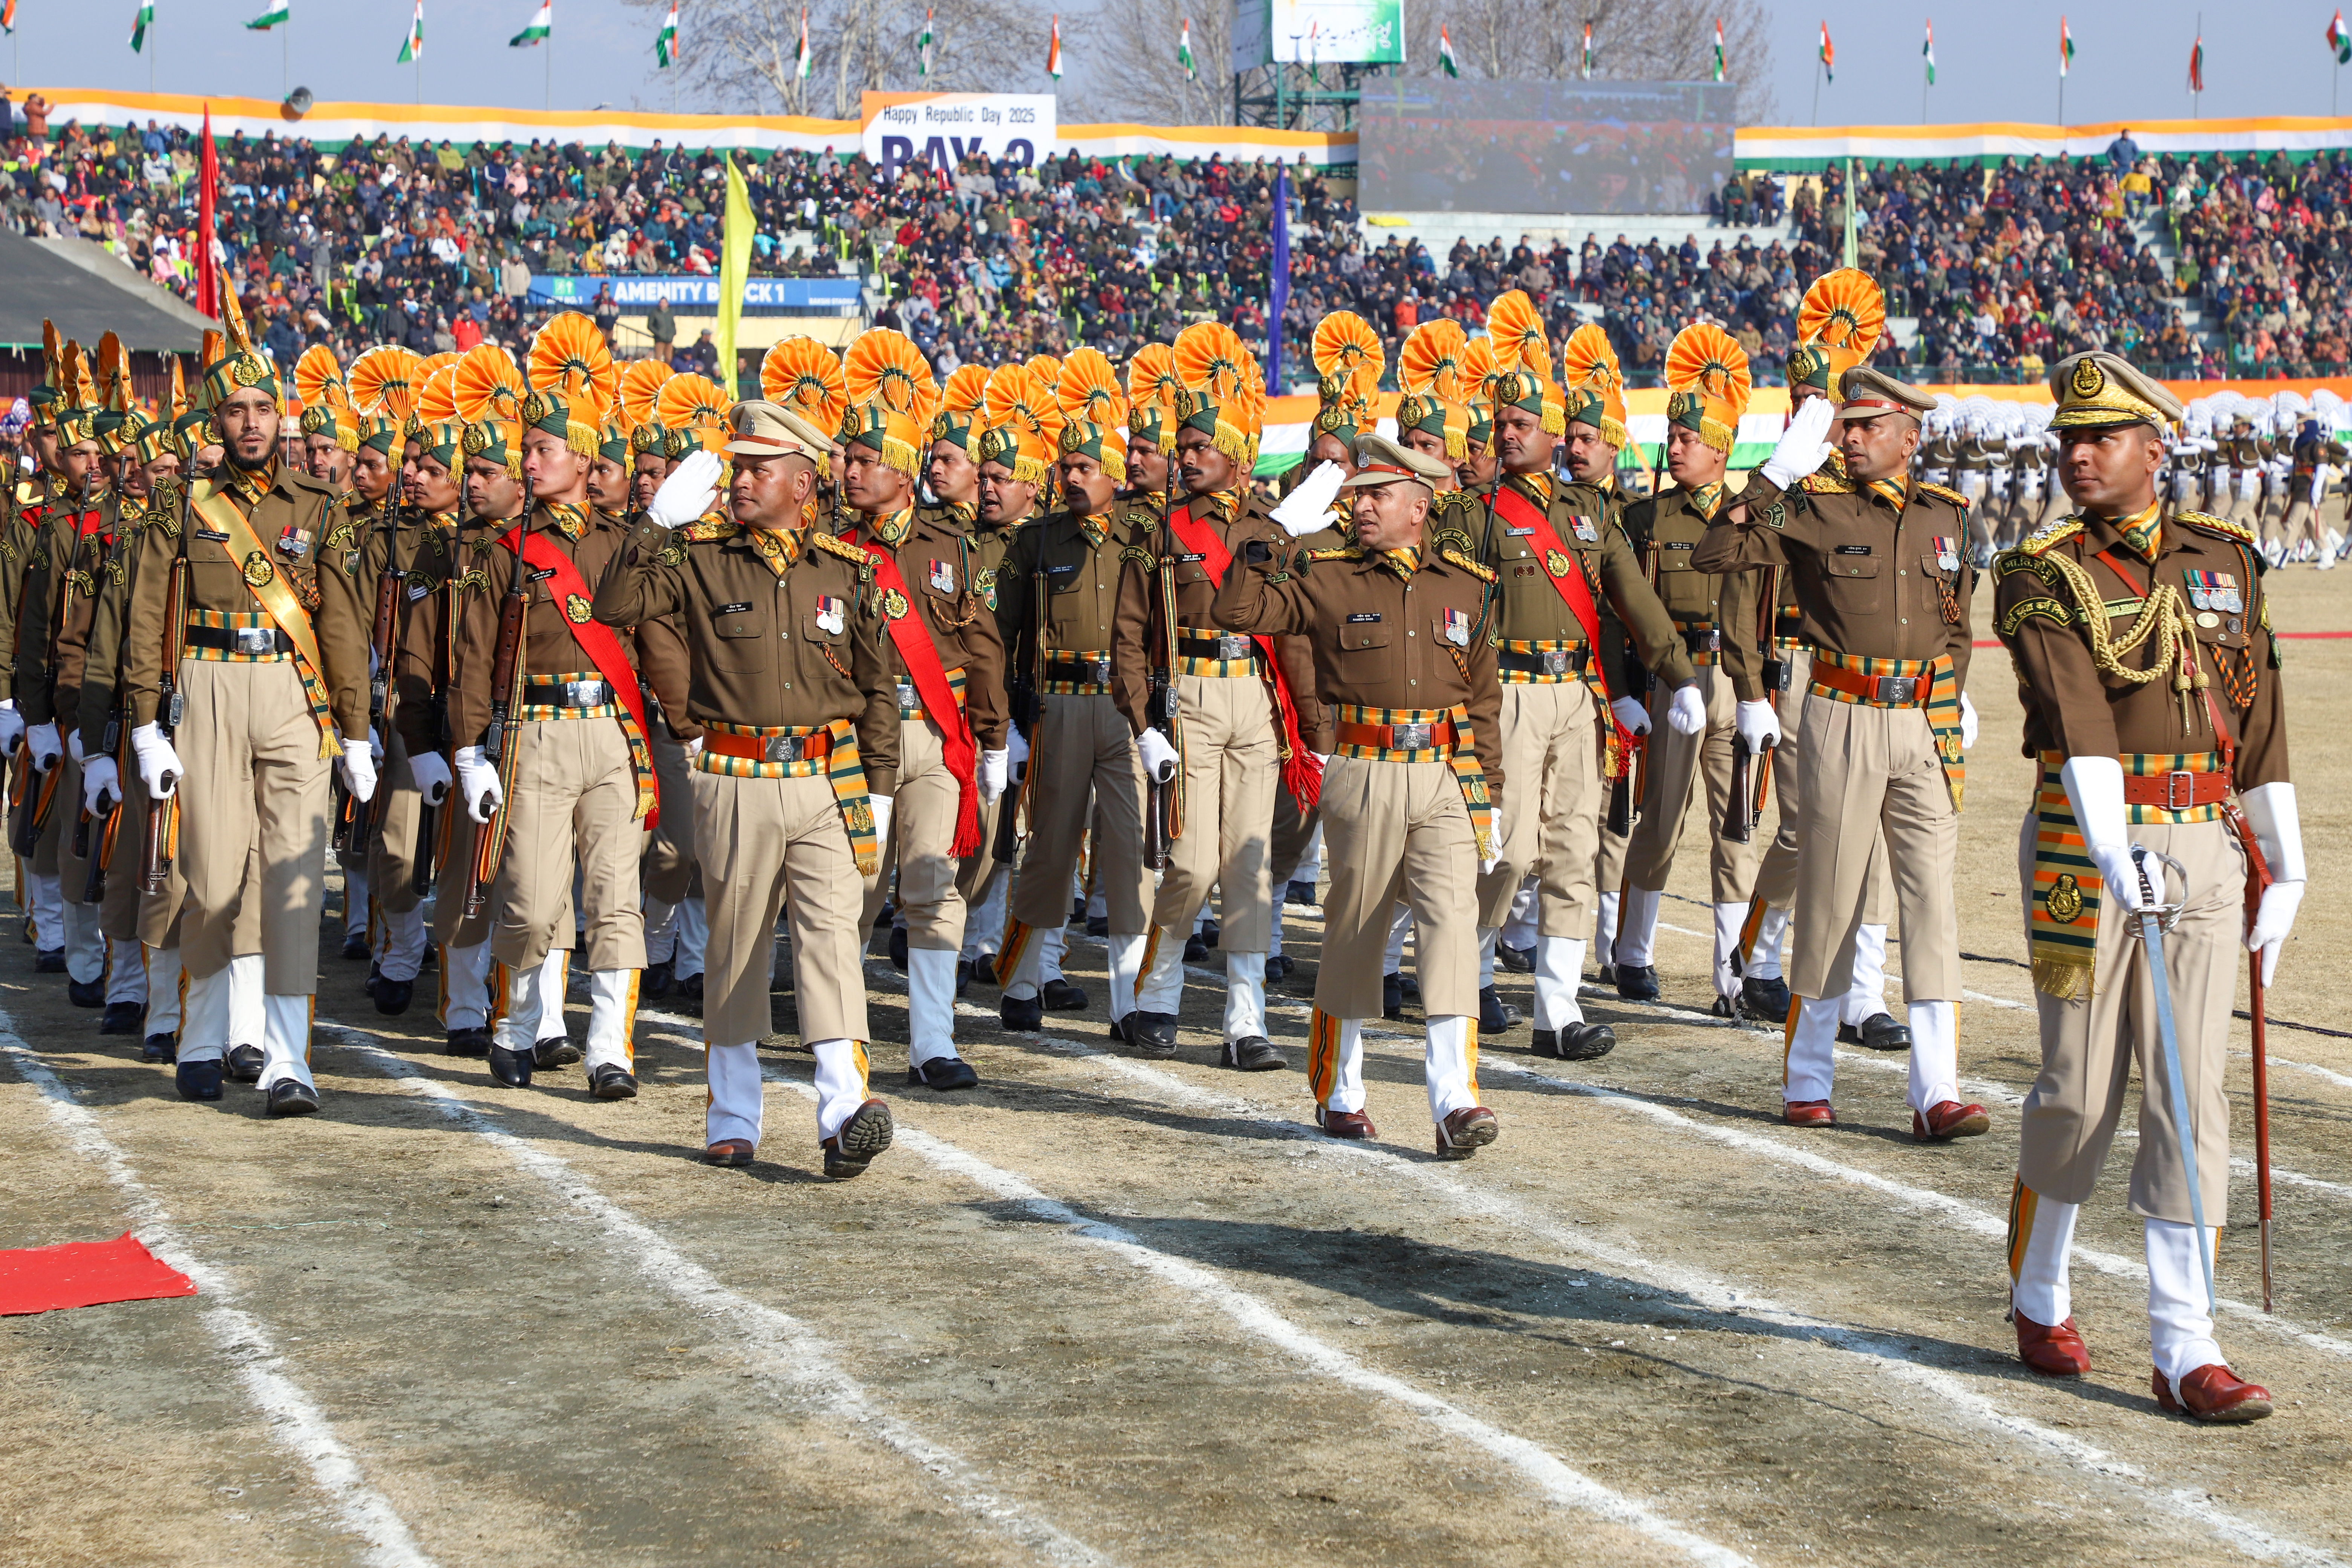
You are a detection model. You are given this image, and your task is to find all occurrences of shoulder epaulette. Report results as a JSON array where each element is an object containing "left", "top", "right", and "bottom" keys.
[
  {"left": 2016, "top": 518, "right": 2084, "bottom": 556},
  {"left": 1306, "top": 544, "right": 1363, "bottom": 562},
  {"left": 1442, "top": 547, "right": 1496, "bottom": 583},
  {"left": 678, "top": 518, "right": 738, "bottom": 543},
  {"left": 1916, "top": 481, "right": 1970, "bottom": 509},
  {"left": 807, "top": 530, "right": 873, "bottom": 573},
  {"left": 2174, "top": 509, "right": 2257, "bottom": 546},
  {"left": 284, "top": 469, "right": 334, "bottom": 497},
  {"left": 1800, "top": 472, "right": 1854, "bottom": 494}
]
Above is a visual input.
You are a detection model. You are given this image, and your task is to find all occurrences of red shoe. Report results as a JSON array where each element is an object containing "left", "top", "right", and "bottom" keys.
[
  {"left": 2154, "top": 1364, "right": 2274, "bottom": 1423},
  {"left": 1435, "top": 1106, "right": 1499, "bottom": 1160},
  {"left": 2013, "top": 1309, "right": 2091, "bottom": 1377},
  {"left": 1315, "top": 1106, "right": 1377, "bottom": 1141},
  {"left": 704, "top": 1138, "right": 755, "bottom": 1168},
  {"left": 1783, "top": 1099, "right": 1835, "bottom": 1127},
  {"left": 1913, "top": 1101, "right": 1991, "bottom": 1141}
]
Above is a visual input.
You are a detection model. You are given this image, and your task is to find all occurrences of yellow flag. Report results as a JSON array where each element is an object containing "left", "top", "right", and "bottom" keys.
[{"left": 717, "top": 153, "right": 755, "bottom": 398}]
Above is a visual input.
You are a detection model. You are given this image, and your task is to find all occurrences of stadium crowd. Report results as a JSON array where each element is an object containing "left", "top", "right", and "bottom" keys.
[{"left": 5, "top": 101, "right": 2352, "bottom": 392}]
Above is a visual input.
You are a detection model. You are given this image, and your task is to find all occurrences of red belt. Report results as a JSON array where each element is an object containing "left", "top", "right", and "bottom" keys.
[
  {"left": 703, "top": 727, "right": 837, "bottom": 766},
  {"left": 2122, "top": 770, "right": 2230, "bottom": 809},
  {"left": 1335, "top": 718, "right": 1461, "bottom": 751},
  {"left": 1808, "top": 660, "right": 1929, "bottom": 707}
]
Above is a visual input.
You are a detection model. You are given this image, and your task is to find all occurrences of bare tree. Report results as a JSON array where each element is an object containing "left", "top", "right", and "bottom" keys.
[
  {"left": 1402, "top": 0, "right": 1775, "bottom": 123},
  {"left": 626, "top": 0, "right": 1044, "bottom": 119},
  {"left": 1066, "top": 0, "right": 1235, "bottom": 126}
]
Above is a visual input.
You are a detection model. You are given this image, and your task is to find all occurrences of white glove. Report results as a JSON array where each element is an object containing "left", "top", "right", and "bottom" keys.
[
  {"left": 1006, "top": 727, "right": 1030, "bottom": 769},
  {"left": 868, "top": 792, "right": 894, "bottom": 853},
  {"left": 0, "top": 699, "right": 23, "bottom": 755},
  {"left": 1479, "top": 805, "right": 1503, "bottom": 876},
  {"left": 646, "top": 447, "right": 724, "bottom": 528},
  {"left": 978, "top": 746, "right": 1009, "bottom": 804},
  {"left": 407, "top": 749, "right": 453, "bottom": 807},
  {"left": 455, "top": 744, "right": 503, "bottom": 825},
  {"left": 1959, "top": 691, "right": 1980, "bottom": 750},
  {"left": 1270, "top": 459, "right": 1345, "bottom": 539},
  {"left": 131, "top": 721, "right": 182, "bottom": 799},
  {"left": 2241, "top": 781, "right": 2306, "bottom": 985},
  {"left": 2061, "top": 756, "right": 2142, "bottom": 913},
  {"left": 682, "top": 734, "right": 704, "bottom": 762},
  {"left": 1734, "top": 698, "right": 1781, "bottom": 753},
  {"left": 1666, "top": 683, "right": 1706, "bottom": 737},
  {"left": 80, "top": 754, "right": 119, "bottom": 816},
  {"left": 27, "top": 721, "right": 60, "bottom": 773},
  {"left": 337, "top": 733, "right": 377, "bottom": 804},
  {"left": 1136, "top": 726, "right": 1179, "bottom": 782},
  {"left": 1759, "top": 395, "right": 1838, "bottom": 490},
  {"left": 1609, "top": 695, "right": 1652, "bottom": 737},
  {"left": 66, "top": 729, "right": 83, "bottom": 767}
]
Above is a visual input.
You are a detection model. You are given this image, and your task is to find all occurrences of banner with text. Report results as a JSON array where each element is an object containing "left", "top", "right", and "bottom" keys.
[{"left": 860, "top": 93, "right": 1057, "bottom": 183}]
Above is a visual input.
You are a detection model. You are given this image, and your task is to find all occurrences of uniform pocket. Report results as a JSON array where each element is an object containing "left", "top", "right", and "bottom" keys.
[
  {"left": 1822, "top": 553, "right": 1880, "bottom": 616},
  {"left": 707, "top": 612, "right": 770, "bottom": 674},
  {"left": 1335, "top": 622, "right": 1393, "bottom": 683}
]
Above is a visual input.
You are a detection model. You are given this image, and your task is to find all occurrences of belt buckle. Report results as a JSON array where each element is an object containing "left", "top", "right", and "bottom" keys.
[
  {"left": 1089, "top": 656, "right": 1112, "bottom": 685},
  {"left": 233, "top": 626, "right": 275, "bottom": 655},
  {"left": 1874, "top": 674, "right": 1917, "bottom": 704},
  {"left": 763, "top": 734, "right": 805, "bottom": 764},
  {"left": 897, "top": 681, "right": 919, "bottom": 710},
  {"left": 1539, "top": 648, "right": 1569, "bottom": 676},
  {"left": 564, "top": 679, "right": 604, "bottom": 707},
  {"left": 1390, "top": 721, "right": 1431, "bottom": 750},
  {"left": 1217, "top": 634, "right": 1253, "bottom": 661},
  {"left": 2164, "top": 769, "right": 2196, "bottom": 810}
]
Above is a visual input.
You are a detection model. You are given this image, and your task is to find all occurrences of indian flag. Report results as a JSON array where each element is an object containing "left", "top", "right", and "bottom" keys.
[
  {"left": 244, "top": 0, "right": 285, "bottom": 29},
  {"left": 1178, "top": 16, "right": 1194, "bottom": 80},
  {"left": 1817, "top": 19, "right": 1832, "bottom": 83},
  {"left": 129, "top": 0, "right": 153, "bottom": 50},
  {"left": 2, "top": 0, "right": 15, "bottom": 35},
  {"left": 2060, "top": 15, "right": 2073, "bottom": 77},
  {"left": 508, "top": 0, "right": 549, "bottom": 47},
  {"left": 1711, "top": 18, "right": 1726, "bottom": 83},
  {"left": 395, "top": 0, "right": 421, "bottom": 61},
  {"left": 1438, "top": 22, "right": 1457, "bottom": 77},
  {"left": 794, "top": 4, "right": 810, "bottom": 77},
  {"left": 655, "top": 0, "right": 677, "bottom": 66},
  {"left": 1922, "top": 18, "right": 1935, "bottom": 86},
  {"left": 1580, "top": 21, "right": 1594, "bottom": 78},
  {"left": 917, "top": 7, "right": 932, "bottom": 75},
  {"left": 2332, "top": 10, "right": 2350, "bottom": 65},
  {"left": 1045, "top": 13, "right": 1061, "bottom": 79}
]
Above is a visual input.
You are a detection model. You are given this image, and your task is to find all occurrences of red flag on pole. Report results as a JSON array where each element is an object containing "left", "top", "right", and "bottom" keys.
[{"left": 194, "top": 107, "right": 220, "bottom": 321}]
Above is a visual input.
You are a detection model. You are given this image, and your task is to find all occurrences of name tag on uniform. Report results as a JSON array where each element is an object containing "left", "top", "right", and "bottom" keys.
[
  {"left": 1663, "top": 541, "right": 1694, "bottom": 551},
  {"left": 1506, "top": 526, "right": 1536, "bottom": 537},
  {"left": 1835, "top": 544, "right": 1873, "bottom": 556},
  {"left": 716, "top": 601, "right": 753, "bottom": 616},
  {"left": 1568, "top": 515, "right": 1599, "bottom": 542},
  {"left": 1442, "top": 607, "right": 1470, "bottom": 646},
  {"left": 1932, "top": 535, "right": 1960, "bottom": 571},
  {"left": 1346, "top": 612, "right": 1381, "bottom": 623},
  {"left": 814, "top": 594, "right": 846, "bottom": 635},
  {"left": 529, "top": 566, "right": 557, "bottom": 583},
  {"left": 196, "top": 527, "right": 231, "bottom": 542},
  {"left": 928, "top": 559, "right": 955, "bottom": 593},
  {"left": 2184, "top": 569, "right": 2243, "bottom": 613},
  {"left": 1173, "top": 551, "right": 1206, "bottom": 564},
  {"left": 1045, "top": 563, "right": 1080, "bottom": 578}
]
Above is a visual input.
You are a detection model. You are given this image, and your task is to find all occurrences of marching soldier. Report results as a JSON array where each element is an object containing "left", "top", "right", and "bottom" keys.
[
  {"left": 632, "top": 415, "right": 708, "bottom": 1005},
  {"left": 1993, "top": 349, "right": 2299, "bottom": 1422},
  {"left": 1213, "top": 432, "right": 1504, "bottom": 1156},
  {"left": 1609, "top": 324, "right": 1766, "bottom": 1012},
  {"left": 595, "top": 400, "right": 902, "bottom": 1176},
  {"left": 833, "top": 328, "right": 1005, "bottom": 1090},
  {"left": 1695, "top": 365, "right": 1986, "bottom": 1140},
  {"left": 121, "top": 281, "right": 375, "bottom": 1113},
  {"left": 1116, "top": 324, "right": 1320, "bottom": 1066},
  {"left": 1466, "top": 305, "right": 1698, "bottom": 1051},
  {"left": 991, "top": 369, "right": 1155, "bottom": 1034}
]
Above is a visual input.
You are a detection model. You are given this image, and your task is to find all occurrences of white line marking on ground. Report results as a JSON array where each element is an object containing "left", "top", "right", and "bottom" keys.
[
  {"left": 0, "top": 1036, "right": 436, "bottom": 1568},
  {"left": 751, "top": 1066, "right": 1756, "bottom": 1568},
  {"left": 321, "top": 1023, "right": 1113, "bottom": 1568},
  {"left": 2259, "top": 1053, "right": 2352, "bottom": 1092}
]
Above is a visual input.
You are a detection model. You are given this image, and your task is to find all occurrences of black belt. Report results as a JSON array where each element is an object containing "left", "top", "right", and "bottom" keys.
[
  {"left": 528, "top": 677, "right": 615, "bottom": 709},
  {"left": 1043, "top": 653, "right": 1115, "bottom": 685},
  {"left": 186, "top": 624, "right": 294, "bottom": 655},
  {"left": 1682, "top": 626, "right": 1721, "bottom": 653},
  {"left": 1176, "top": 630, "right": 1260, "bottom": 662},
  {"left": 1498, "top": 646, "right": 1589, "bottom": 677}
]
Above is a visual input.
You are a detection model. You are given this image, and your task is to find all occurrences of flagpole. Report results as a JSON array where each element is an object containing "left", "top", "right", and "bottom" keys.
[{"left": 1811, "top": 55, "right": 1821, "bottom": 126}]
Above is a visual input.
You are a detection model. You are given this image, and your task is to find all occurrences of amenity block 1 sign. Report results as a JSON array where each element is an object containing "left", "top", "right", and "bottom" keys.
[{"left": 861, "top": 93, "right": 1056, "bottom": 182}]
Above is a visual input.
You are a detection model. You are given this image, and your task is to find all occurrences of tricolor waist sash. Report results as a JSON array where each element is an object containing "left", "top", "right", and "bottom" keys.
[
  {"left": 695, "top": 718, "right": 881, "bottom": 876},
  {"left": 1809, "top": 648, "right": 1965, "bottom": 811},
  {"left": 1331, "top": 701, "right": 1493, "bottom": 861}
]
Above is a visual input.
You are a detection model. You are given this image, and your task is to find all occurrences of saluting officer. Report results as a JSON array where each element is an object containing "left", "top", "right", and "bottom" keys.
[
  {"left": 1994, "top": 351, "right": 2301, "bottom": 1423},
  {"left": 595, "top": 401, "right": 902, "bottom": 1178},
  {"left": 1214, "top": 432, "right": 1505, "bottom": 1158}
]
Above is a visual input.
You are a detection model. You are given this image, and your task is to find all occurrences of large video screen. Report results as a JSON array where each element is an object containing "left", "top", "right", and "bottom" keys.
[{"left": 1358, "top": 79, "right": 1736, "bottom": 216}]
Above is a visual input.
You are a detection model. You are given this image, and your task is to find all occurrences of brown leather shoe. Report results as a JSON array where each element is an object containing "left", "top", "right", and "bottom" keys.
[
  {"left": 1783, "top": 1099, "right": 1835, "bottom": 1127},
  {"left": 704, "top": 1138, "right": 755, "bottom": 1168},
  {"left": 1913, "top": 1101, "right": 1992, "bottom": 1141},
  {"left": 1435, "top": 1106, "right": 1499, "bottom": 1160},
  {"left": 2154, "top": 1364, "right": 2274, "bottom": 1422},
  {"left": 2013, "top": 1309, "right": 2091, "bottom": 1377},
  {"left": 1315, "top": 1106, "right": 1377, "bottom": 1141},
  {"left": 822, "top": 1098, "right": 895, "bottom": 1179}
]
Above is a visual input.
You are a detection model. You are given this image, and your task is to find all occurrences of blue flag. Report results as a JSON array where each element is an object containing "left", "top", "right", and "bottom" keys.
[{"left": 1268, "top": 168, "right": 1291, "bottom": 392}]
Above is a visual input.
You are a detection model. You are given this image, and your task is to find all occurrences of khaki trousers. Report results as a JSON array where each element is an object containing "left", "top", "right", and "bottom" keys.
[
  {"left": 1625, "top": 664, "right": 1761, "bottom": 903},
  {"left": 1750, "top": 648, "right": 1892, "bottom": 923},
  {"left": 1316, "top": 755, "right": 1479, "bottom": 1020},
  {"left": 1269, "top": 786, "right": 1319, "bottom": 885},
  {"left": 643, "top": 723, "right": 699, "bottom": 906},
  {"left": 428, "top": 799, "right": 496, "bottom": 950},
  {"left": 1788, "top": 698, "right": 1958, "bottom": 1004},
  {"left": 174, "top": 658, "right": 330, "bottom": 991},
  {"left": 956, "top": 788, "right": 1004, "bottom": 905},
  {"left": 1150, "top": 669, "right": 1278, "bottom": 952},
  {"left": 858, "top": 714, "right": 969, "bottom": 952},
  {"left": 694, "top": 768, "right": 869, "bottom": 1049},
  {"left": 99, "top": 773, "right": 146, "bottom": 941},
  {"left": 362, "top": 729, "right": 427, "bottom": 915},
  {"left": 487, "top": 716, "right": 645, "bottom": 974},
  {"left": 1008, "top": 694, "right": 1151, "bottom": 936},
  {"left": 2015, "top": 813, "right": 2240, "bottom": 1225},
  {"left": 1476, "top": 677, "right": 1603, "bottom": 936}
]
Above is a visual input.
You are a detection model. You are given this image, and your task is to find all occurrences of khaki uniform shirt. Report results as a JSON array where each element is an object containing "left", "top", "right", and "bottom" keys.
[
  {"left": 389, "top": 511, "right": 481, "bottom": 759},
  {"left": 1992, "top": 508, "right": 2286, "bottom": 788},
  {"left": 121, "top": 463, "right": 370, "bottom": 737},
  {"left": 836, "top": 502, "right": 1009, "bottom": 751},
  {"left": 995, "top": 507, "right": 1147, "bottom": 667},
  {"left": 16, "top": 484, "right": 119, "bottom": 726},
  {"left": 593, "top": 518, "right": 900, "bottom": 797},
  {"left": 1695, "top": 471, "right": 1976, "bottom": 690},
  {"left": 74, "top": 484, "right": 172, "bottom": 756},
  {"left": 446, "top": 502, "right": 637, "bottom": 753},
  {"left": 1619, "top": 484, "right": 1740, "bottom": 674}
]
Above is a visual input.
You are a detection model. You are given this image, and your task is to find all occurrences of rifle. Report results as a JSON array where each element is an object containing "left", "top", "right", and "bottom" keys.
[
  {"left": 1143, "top": 490, "right": 1181, "bottom": 870},
  {"left": 139, "top": 479, "right": 194, "bottom": 895},
  {"left": 464, "top": 480, "right": 534, "bottom": 920},
  {"left": 342, "top": 492, "right": 406, "bottom": 855},
  {"left": 17, "top": 470, "right": 90, "bottom": 858},
  {"left": 991, "top": 551, "right": 1044, "bottom": 865},
  {"left": 1723, "top": 563, "right": 1782, "bottom": 845}
]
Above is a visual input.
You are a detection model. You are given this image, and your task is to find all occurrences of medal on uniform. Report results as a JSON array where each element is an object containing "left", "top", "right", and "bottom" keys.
[
  {"left": 1933, "top": 535, "right": 1960, "bottom": 571},
  {"left": 1568, "top": 515, "right": 1598, "bottom": 543},
  {"left": 277, "top": 524, "right": 311, "bottom": 559},
  {"left": 929, "top": 559, "right": 955, "bottom": 593},
  {"left": 1442, "top": 606, "right": 1470, "bottom": 646},
  {"left": 815, "top": 594, "right": 846, "bottom": 635},
  {"left": 1543, "top": 548, "right": 1573, "bottom": 578},
  {"left": 2186, "top": 569, "right": 2241, "bottom": 614}
]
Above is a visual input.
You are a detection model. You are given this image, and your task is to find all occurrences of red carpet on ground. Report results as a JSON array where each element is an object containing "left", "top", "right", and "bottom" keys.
[{"left": 0, "top": 1232, "right": 197, "bottom": 1315}]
